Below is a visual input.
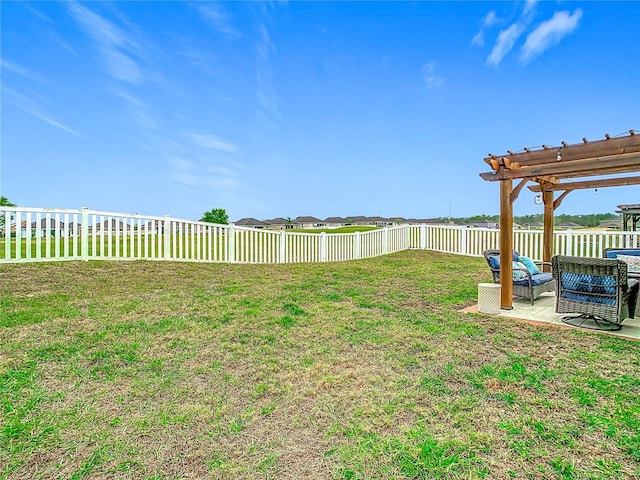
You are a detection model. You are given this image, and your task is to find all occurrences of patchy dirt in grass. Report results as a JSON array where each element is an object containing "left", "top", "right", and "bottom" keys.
[{"left": 2, "top": 252, "right": 640, "bottom": 479}]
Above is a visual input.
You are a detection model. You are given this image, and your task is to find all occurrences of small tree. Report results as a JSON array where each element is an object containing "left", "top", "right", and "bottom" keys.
[
  {"left": 0, "top": 196, "right": 16, "bottom": 228},
  {"left": 201, "top": 208, "right": 229, "bottom": 225}
]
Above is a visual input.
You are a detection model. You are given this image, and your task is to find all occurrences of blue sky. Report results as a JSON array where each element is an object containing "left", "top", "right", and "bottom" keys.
[{"left": 1, "top": 1, "right": 639, "bottom": 221}]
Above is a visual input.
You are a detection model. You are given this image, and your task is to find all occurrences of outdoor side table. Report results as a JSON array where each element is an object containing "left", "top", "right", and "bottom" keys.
[{"left": 478, "top": 283, "right": 501, "bottom": 314}]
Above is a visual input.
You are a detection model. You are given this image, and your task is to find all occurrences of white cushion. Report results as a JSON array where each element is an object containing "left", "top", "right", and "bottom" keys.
[{"left": 617, "top": 254, "right": 640, "bottom": 269}]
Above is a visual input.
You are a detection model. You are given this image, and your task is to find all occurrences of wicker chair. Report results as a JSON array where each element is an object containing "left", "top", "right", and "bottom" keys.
[
  {"left": 483, "top": 249, "right": 554, "bottom": 305},
  {"left": 551, "top": 255, "right": 640, "bottom": 331}
]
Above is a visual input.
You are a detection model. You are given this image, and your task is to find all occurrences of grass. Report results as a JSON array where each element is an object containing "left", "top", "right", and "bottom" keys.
[
  {"left": 288, "top": 226, "right": 380, "bottom": 233},
  {"left": 1, "top": 250, "right": 640, "bottom": 479}
]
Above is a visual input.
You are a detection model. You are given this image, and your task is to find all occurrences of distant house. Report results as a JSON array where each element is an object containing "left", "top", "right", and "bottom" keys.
[
  {"left": 295, "top": 216, "right": 325, "bottom": 229},
  {"left": 68, "top": 222, "right": 82, "bottom": 234},
  {"left": 30, "top": 218, "right": 67, "bottom": 236},
  {"left": 367, "top": 216, "right": 389, "bottom": 227},
  {"left": 144, "top": 219, "right": 165, "bottom": 234},
  {"left": 91, "top": 219, "right": 127, "bottom": 234},
  {"left": 599, "top": 219, "right": 621, "bottom": 230},
  {"left": 468, "top": 221, "right": 499, "bottom": 229},
  {"left": 264, "top": 218, "right": 293, "bottom": 230},
  {"left": 345, "top": 216, "right": 369, "bottom": 226},
  {"left": 234, "top": 218, "right": 268, "bottom": 229},
  {"left": 324, "top": 217, "right": 346, "bottom": 228},
  {"left": 408, "top": 218, "right": 449, "bottom": 225},
  {"left": 556, "top": 222, "right": 582, "bottom": 230},
  {"left": 12, "top": 220, "right": 30, "bottom": 237}
]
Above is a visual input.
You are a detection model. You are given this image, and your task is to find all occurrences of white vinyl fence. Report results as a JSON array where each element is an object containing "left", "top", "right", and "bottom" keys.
[
  {"left": 1, "top": 207, "right": 638, "bottom": 264},
  {"left": 0, "top": 207, "right": 410, "bottom": 264},
  {"left": 408, "top": 224, "right": 640, "bottom": 261}
]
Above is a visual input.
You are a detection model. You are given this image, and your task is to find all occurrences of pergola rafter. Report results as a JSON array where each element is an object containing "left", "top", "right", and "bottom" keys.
[{"left": 479, "top": 130, "right": 640, "bottom": 309}]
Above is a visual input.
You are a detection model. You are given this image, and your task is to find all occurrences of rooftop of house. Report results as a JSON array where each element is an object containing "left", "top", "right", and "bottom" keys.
[{"left": 234, "top": 217, "right": 268, "bottom": 226}]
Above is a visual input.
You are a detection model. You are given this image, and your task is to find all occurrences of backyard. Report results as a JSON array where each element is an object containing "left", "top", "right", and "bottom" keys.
[{"left": 1, "top": 250, "right": 639, "bottom": 479}]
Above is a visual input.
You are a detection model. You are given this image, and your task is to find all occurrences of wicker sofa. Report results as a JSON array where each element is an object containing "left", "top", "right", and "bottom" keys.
[
  {"left": 551, "top": 255, "right": 640, "bottom": 330},
  {"left": 483, "top": 249, "right": 555, "bottom": 305}
]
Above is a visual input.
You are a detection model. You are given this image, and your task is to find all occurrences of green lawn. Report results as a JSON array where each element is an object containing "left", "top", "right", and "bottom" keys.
[
  {"left": 1, "top": 250, "right": 639, "bottom": 479},
  {"left": 288, "top": 226, "right": 380, "bottom": 233}
]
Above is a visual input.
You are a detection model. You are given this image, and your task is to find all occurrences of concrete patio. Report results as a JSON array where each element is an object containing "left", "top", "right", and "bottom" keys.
[{"left": 465, "top": 292, "right": 640, "bottom": 340}]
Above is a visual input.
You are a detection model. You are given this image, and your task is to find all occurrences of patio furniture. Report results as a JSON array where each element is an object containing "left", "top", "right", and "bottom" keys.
[
  {"left": 551, "top": 255, "right": 640, "bottom": 331},
  {"left": 603, "top": 248, "right": 640, "bottom": 279},
  {"left": 483, "top": 249, "right": 554, "bottom": 306}
]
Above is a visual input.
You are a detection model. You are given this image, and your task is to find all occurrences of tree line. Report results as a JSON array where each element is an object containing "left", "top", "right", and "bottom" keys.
[{"left": 440, "top": 213, "right": 619, "bottom": 228}]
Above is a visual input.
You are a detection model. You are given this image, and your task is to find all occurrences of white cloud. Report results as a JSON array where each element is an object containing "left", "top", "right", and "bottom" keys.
[
  {"left": 101, "top": 48, "right": 143, "bottom": 84},
  {"left": 422, "top": 62, "right": 445, "bottom": 90},
  {"left": 483, "top": 10, "right": 498, "bottom": 27},
  {"left": 67, "top": 2, "right": 143, "bottom": 84},
  {"left": 168, "top": 156, "right": 194, "bottom": 170},
  {"left": 487, "top": 23, "right": 525, "bottom": 66},
  {"left": 67, "top": 2, "right": 127, "bottom": 47},
  {"left": 206, "top": 165, "right": 237, "bottom": 177},
  {"left": 174, "top": 172, "right": 239, "bottom": 190},
  {"left": 523, "top": 0, "right": 538, "bottom": 16},
  {"left": 1, "top": 59, "right": 33, "bottom": 77},
  {"left": 32, "top": 113, "right": 81, "bottom": 136},
  {"left": 257, "top": 25, "right": 275, "bottom": 62},
  {"left": 194, "top": 3, "right": 240, "bottom": 38},
  {"left": 520, "top": 9, "right": 583, "bottom": 64},
  {"left": 471, "top": 10, "right": 498, "bottom": 47},
  {"left": 169, "top": 152, "right": 240, "bottom": 191},
  {"left": 21, "top": 2, "right": 53, "bottom": 23},
  {"left": 255, "top": 24, "right": 281, "bottom": 124},
  {"left": 188, "top": 133, "right": 238, "bottom": 154},
  {"left": 471, "top": 31, "right": 485, "bottom": 47},
  {"left": 3, "top": 87, "right": 80, "bottom": 136},
  {"left": 0, "top": 59, "right": 50, "bottom": 85}
]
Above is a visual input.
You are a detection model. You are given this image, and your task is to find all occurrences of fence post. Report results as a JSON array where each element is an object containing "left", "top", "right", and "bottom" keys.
[
  {"left": 420, "top": 224, "right": 427, "bottom": 250},
  {"left": 404, "top": 225, "right": 410, "bottom": 250},
  {"left": 354, "top": 231, "right": 361, "bottom": 259},
  {"left": 382, "top": 227, "right": 388, "bottom": 255},
  {"left": 320, "top": 232, "right": 327, "bottom": 262},
  {"left": 81, "top": 207, "right": 89, "bottom": 261},
  {"left": 279, "top": 230, "right": 287, "bottom": 263},
  {"left": 164, "top": 215, "right": 171, "bottom": 260},
  {"left": 228, "top": 224, "right": 236, "bottom": 262},
  {"left": 565, "top": 229, "right": 573, "bottom": 256}
]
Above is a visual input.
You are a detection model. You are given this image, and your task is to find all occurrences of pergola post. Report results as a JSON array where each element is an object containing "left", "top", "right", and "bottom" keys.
[
  {"left": 500, "top": 178, "right": 513, "bottom": 309},
  {"left": 542, "top": 190, "right": 554, "bottom": 271}
]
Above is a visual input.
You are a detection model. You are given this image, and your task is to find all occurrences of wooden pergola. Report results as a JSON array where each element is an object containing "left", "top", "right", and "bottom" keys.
[
  {"left": 617, "top": 204, "right": 640, "bottom": 231},
  {"left": 479, "top": 131, "right": 640, "bottom": 309}
]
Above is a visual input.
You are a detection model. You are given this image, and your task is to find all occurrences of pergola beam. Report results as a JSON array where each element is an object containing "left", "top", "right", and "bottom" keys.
[
  {"left": 480, "top": 151, "right": 640, "bottom": 182},
  {"left": 529, "top": 175, "right": 640, "bottom": 192},
  {"left": 483, "top": 133, "right": 640, "bottom": 167}
]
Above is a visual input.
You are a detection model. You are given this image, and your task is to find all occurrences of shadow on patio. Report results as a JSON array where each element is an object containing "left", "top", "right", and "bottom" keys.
[{"left": 464, "top": 292, "right": 640, "bottom": 341}]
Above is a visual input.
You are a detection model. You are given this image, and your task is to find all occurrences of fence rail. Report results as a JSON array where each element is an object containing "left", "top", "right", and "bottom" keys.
[{"left": 1, "top": 207, "right": 638, "bottom": 264}]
